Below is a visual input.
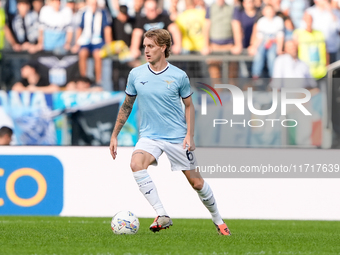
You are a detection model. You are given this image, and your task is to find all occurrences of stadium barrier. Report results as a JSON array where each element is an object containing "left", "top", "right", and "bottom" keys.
[
  {"left": 0, "top": 146, "right": 339, "bottom": 220},
  {"left": 0, "top": 50, "right": 253, "bottom": 91}
]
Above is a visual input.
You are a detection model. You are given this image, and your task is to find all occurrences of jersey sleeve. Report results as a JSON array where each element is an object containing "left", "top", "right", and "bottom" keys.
[
  {"left": 125, "top": 71, "right": 137, "bottom": 96},
  {"left": 180, "top": 74, "right": 191, "bottom": 99}
]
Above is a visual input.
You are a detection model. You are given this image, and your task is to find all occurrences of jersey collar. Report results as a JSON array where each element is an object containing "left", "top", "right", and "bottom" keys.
[{"left": 148, "top": 62, "right": 170, "bottom": 75}]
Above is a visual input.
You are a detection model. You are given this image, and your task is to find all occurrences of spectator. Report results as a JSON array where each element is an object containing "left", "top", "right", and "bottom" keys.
[
  {"left": 0, "top": 126, "right": 13, "bottom": 145},
  {"left": 201, "top": 0, "right": 234, "bottom": 55},
  {"left": 231, "top": 0, "right": 259, "bottom": 78},
  {"left": 66, "top": 76, "right": 103, "bottom": 91},
  {"left": 281, "top": 0, "right": 310, "bottom": 28},
  {"left": 272, "top": 40, "right": 316, "bottom": 87},
  {"left": 38, "top": 0, "right": 73, "bottom": 53},
  {"left": 201, "top": 0, "right": 234, "bottom": 84},
  {"left": 175, "top": 0, "right": 205, "bottom": 52},
  {"left": 4, "top": 0, "right": 40, "bottom": 53},
  {"left": 278, "top": 13, "right": 295, "bottom": 40},
  {"left": 268, "top": 0, "right": 295, "bottom": 39},
  {"left": 110, "top": 5, "right": 136, "bottom": 91},
  {"left": 32, "top": 0, "right": 44, "bottom": 15},
  {"left": 305, "top": 0, "right": 340, "bottom": 63},
  {"left": 112, "top": 5, "right": 135, "bottom": 47},
  {"left": 72, "top": 0, "right": 112, "bottom": 85},
  {"left": 231, "top": 0, "right": 259, "bottom": 55},
  {"left": 293, "top": 12, "right": 328, "bottom": 80},
  {"left": 272, "top": 40, "right": 318, "bottom": 147},
  {"left": 129, "top": 0, "right": 182, "bottom": 58},
  {"left": 11, "top": 60, "right": 60, "bottom": 93},
  {"left": 251, "top": 4, "right": 284, "bottom": 78}
]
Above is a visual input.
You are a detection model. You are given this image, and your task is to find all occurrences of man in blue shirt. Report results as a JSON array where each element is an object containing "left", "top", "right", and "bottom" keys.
[{"left": 109, "top": 28, "right": 231, "bottom": 236}]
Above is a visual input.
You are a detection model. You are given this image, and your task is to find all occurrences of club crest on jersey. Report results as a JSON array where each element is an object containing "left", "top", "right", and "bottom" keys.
[{"left": 164, "top": 80, "right": 175, "bottom": 89}]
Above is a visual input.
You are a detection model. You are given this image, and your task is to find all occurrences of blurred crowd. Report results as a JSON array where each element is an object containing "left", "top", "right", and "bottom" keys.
[{"left": 0, "top": 0, "right": 339, "bottom": 91}]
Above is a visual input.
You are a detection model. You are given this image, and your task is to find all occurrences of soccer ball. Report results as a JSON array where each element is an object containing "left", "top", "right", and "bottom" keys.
[{"left": 111, "top": 210, "right": 140, "bottom": 235}]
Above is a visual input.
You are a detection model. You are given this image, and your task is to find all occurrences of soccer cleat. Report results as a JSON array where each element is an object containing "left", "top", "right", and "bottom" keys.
[
  {"left": 149, "top": 215, "right": 173, "bottom": 232},
  {"left": 215, "top": 222, "right": 231, "bottom": 236}
]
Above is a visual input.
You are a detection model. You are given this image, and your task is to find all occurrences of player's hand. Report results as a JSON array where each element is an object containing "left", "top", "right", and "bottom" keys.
[
  {"left": 183, "top": 135, "right": 196, "bottom": 151},
  {"left": 110, "top": 135, "right": 118, "bottom": 160}
]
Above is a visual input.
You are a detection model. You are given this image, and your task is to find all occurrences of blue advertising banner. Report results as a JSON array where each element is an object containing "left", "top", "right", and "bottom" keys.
[{"left": 0, "top": 155, "right": 63, "bottom": 215}]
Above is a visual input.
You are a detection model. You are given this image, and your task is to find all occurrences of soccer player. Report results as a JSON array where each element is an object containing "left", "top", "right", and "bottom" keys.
[{"left": 109, "top": 28, "right": 231, "bottom": 236}]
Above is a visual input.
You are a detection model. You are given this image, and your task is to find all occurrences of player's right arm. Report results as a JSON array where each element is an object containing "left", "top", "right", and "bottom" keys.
[{"left": 109, "top": 95, "right": 136, "bottom": 160}]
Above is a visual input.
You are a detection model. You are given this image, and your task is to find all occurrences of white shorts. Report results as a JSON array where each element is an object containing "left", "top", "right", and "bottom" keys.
[{"left": 133, "top": 137, "right": 198, "bottom": 171}]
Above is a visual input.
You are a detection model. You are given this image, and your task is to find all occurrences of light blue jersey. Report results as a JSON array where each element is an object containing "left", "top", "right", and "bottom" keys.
[{"left": 125, "top": 63, "right": 191, "bottom": 143}]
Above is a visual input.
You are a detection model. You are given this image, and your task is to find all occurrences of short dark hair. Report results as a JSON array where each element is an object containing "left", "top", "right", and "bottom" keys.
[
  {"left": 22, "top": 60, "right": 39, "bottom": 72},
  {"left": 17, "top": 0, "right": 30, "bottom": 4},
  {"left": 119, "top": 5, "right": 128, "bottom": 15},
  {"left": 0, "top": 126, "right": 13, "bottom": 137},
  {"left": 75, "top": 76, "right": 92, "bottom": 85},
  {"left": 144, "top": 29, "right": 172, "bottom": 58}
]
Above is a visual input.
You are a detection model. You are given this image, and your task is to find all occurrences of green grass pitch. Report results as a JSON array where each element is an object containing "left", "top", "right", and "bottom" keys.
[{"left": 0, "top": 216, "right": 339, "bottom": 255}]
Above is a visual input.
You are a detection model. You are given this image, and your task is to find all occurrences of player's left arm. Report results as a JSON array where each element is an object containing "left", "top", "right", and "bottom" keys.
[{"left": 182, "top": 96, "right": 196, "bottom": 151}]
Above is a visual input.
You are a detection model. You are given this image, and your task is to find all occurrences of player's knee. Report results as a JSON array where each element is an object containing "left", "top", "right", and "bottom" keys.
[
  {"left": 192, "top": 180, "right": 204, "bottom": 191},
  {"left": 130, "top": 161, "right": 144, "bottom": 172}
]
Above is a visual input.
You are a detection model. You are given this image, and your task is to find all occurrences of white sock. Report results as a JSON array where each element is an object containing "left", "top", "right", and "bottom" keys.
[
  {"left": 197, "top": 181, "right": 224, "bottom": 225},
  {"left": 133, "top": 169, "right": 167, "bottom": 216}
]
